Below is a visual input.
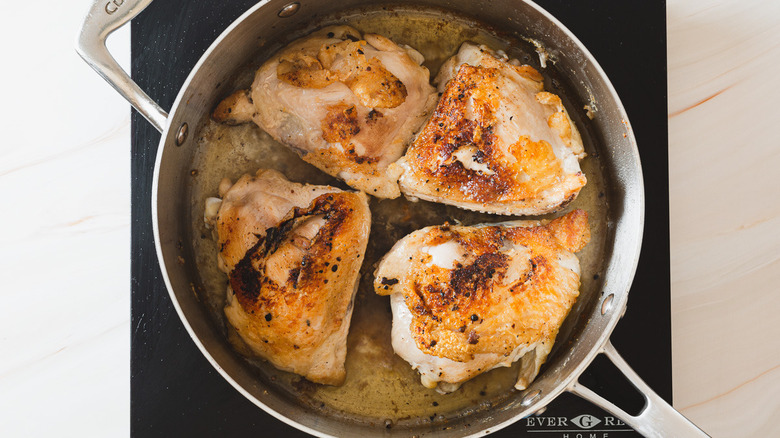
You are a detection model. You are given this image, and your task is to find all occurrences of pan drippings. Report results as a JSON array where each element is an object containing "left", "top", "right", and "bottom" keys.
[{"left": 188, "top": 6, "right": 608, "bottom": 428}]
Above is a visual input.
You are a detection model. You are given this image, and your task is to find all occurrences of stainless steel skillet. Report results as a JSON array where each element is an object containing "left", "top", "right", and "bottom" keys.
[{"left": 77, "top": 0, "right": 709, "bottom": 436}]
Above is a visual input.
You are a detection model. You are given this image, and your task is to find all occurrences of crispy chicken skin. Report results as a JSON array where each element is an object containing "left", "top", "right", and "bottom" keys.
[
  {"left": 206, "top": 169, "right": 371, "bottom": 385},
  {"left": 374, "top": 209, "right": 589, "bottom": 392},
  {"left": 213, "top": 26, "right": 437, "bottom": 198},
  {"left": 392, "top": 43, "right": 586, "bottom": 215}
]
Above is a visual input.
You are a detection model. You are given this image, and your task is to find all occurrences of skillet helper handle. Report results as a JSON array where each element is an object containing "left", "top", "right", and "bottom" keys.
[
  {"left": 568, "top": 341, "right": 709, "bottom": 438},
  {"left": 76, "top": 0, "right": 167, "bottom": 133}
]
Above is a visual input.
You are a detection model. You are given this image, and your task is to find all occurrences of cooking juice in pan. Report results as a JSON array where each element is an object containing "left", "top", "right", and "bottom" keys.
[{"left": 188, "top": 6, "right": 608, "bottom": 428}]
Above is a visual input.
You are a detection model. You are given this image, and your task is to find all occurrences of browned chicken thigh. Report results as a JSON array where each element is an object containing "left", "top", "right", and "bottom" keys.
[
  {"left": 205, "top": 169, "right": 371, "bottom": 385},
  {"left": 392, "top": 43, "right": 587, "bottom": 215},
  {"left": 213, "top": 26, "right": 437, "bottom": 198},
  {"left": 374, "top": 209, "right": 589, "bottom": 392}
]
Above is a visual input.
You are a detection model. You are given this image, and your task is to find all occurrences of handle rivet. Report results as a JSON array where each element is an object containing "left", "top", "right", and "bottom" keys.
[
  {"left": 278, "top": 2, "right": 300, "bottom": 17},
  {"left": 601, "top": 293, "right": 614, "bottom": 315},
  {"left": 520, "top": 389, "right": 542, "bottom": 407},
  {"left": 175, "top": 123, "right": 189, "bottom": 146}
]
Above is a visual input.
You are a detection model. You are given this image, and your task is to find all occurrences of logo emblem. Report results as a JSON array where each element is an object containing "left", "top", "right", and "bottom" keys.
[{"left": 570, "top": 414, "right": 602, "bottom": 429}]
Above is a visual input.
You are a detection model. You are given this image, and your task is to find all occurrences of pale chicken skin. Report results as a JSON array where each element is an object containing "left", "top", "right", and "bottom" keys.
[
  {"left": 392, "top": 43, "right": 587, "bottom": 215},
  {"left": 205, "top": 169, "right": 371, "bottom": 385},
  {"left": 374, "top": 209, "right": 589, "bottom": 393},
  {"left": 213, "top": 26, "right": 437, "bottom": 198}
]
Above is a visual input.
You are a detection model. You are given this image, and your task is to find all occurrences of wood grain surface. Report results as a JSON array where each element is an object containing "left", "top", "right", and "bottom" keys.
[{"left": 667, "top": 0, "right": 780, "bottom": 435}]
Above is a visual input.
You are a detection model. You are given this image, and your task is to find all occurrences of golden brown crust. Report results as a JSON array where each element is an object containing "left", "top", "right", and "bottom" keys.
[
  {"left": 514, "top": 64, "right": 545, "bottom": 82},
  {"left": 347, "top": 58, "right": 408, "bottom": 109},
  {"left": 375, "top": 209, "right": 589, "bottom": 362},
  {"left": 397, "top": 44, "right": 587, "bottom": 214},
  {"left": 213, "top": 176, "right": 271, "bottom": 272},
  {"left": 213, "top": 169, "right": 343, "bottom": 274},
  {"left": 227, "top": 191, "right": 370, "bottom": 385},
  {"left": 230, "top": 192, "right": 364, "bottom": 311},
  {"left": 546, "top": 208, "right": 590, "bottom": 252},
  {"left": 536, "top": 91, "right": 578, "bottom": 151},
  {"left": 277, "top": 39, "right": 407, "bottom": 109},
  {"left": 321, "top": 104, "right": 361, "bottom": 143},
  {"left": 276, "top": 50, "right": 336, "bottom": 88},
  {"left": 404, "top": 64, "right": 584, "bottom": 206}
]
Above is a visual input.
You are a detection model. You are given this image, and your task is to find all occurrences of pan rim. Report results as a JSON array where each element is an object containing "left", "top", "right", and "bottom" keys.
[{"left": 150, "top": 0, "right": 645, "bottom": 436}]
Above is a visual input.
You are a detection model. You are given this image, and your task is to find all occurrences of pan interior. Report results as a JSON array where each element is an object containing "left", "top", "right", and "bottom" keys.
[{"left": 184, "top": 3, "right": 610, "bottom": 431}]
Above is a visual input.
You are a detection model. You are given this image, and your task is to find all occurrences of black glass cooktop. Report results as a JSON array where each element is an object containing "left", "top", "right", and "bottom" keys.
[{"left": 131, "top": 1, "right": 668, "bottom": 436}]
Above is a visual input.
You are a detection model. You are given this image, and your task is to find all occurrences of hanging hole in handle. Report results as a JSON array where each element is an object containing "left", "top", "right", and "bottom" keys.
[
  {"left": 520, "top": 389, "right": 541, "bottom": 407},
  {"left": 278, "top": 2, "right": 300, "bottom": 18}
]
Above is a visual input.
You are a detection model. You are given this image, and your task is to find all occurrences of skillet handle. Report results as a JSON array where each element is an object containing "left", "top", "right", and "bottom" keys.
[
  {"left": 567, "top": 341, "right": 709, "bottom": 438},
  {"left": 76, "top": 0, "right": 167, "bottom": 133}
]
